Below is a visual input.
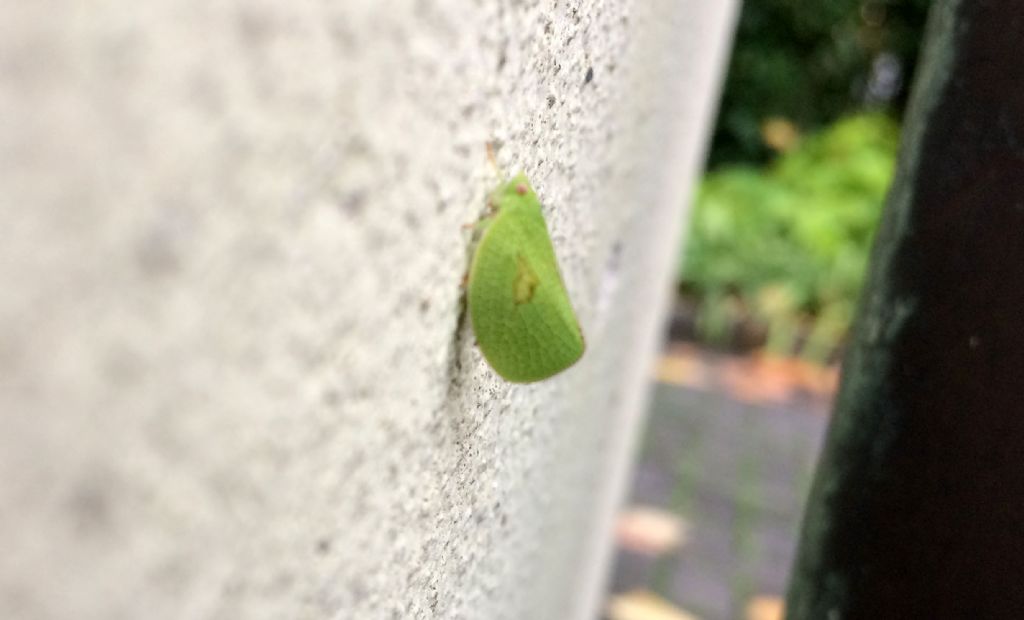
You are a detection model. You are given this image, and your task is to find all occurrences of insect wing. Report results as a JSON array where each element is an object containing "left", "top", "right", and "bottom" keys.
[{"left": 468, "top": 199, "right": 584, "bottom": 383}]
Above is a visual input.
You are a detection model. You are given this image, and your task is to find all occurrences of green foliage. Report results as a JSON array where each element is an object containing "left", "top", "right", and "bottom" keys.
[
  {"left": 709, "top": 0, "right": 930, "bottom": 168},
  {"left": 681, "top": 113, "right": 900, "bottom": 360}
]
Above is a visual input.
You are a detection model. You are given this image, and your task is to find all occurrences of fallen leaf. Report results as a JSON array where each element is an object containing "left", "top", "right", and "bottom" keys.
[
  {"left": 746, "top": 595, "right": 784, "bottom": 620},
  {"left": 615, "top": 506, "right": 690, "bottom": 556},
  {"left": 607, "top": 590, "right": 700, "bottom": 620},
  {"left": 720, "top": 356, "right": 792, "bottom": 404},
  {"left": 720, "top": 351, "right": 838, "bottom": 405},
  {"left": 656, "top": 347, "right": 708, "bottom": 389}
]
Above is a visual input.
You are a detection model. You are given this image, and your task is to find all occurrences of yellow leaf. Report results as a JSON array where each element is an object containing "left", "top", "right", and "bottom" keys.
[
  {"left": 746, "top": 595, "right": 785, "bottom": 620},
  {"left": 760, "top": 117, "right": 801, "bottom": 152},
  {"left": 607, "top": 590, "right": 701, "bottom": 620},
  {"left": 615, "top": 506, "right": 690, "bottom": 555}
]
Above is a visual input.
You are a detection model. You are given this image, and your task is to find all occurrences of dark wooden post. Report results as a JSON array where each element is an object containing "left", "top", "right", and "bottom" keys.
[{"left": 786, "top": 1, "right": 1024, "bottom": 617}]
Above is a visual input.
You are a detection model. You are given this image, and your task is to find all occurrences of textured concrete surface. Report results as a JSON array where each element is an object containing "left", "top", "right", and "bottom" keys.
[{"left": 0, "top": 1, "right": 735, "bottom": 619}]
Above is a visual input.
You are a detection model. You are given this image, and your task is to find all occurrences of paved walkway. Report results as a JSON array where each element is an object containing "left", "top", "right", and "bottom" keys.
[{"left": 607, "top": 382, "right": 830, "bottom": 619}]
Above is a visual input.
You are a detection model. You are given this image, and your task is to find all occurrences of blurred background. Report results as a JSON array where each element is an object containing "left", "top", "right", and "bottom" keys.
[{"left": 604, "top": 2, "right": 930, "bottom": 619}]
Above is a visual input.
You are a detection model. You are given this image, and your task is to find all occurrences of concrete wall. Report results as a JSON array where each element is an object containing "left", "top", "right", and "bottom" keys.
[{"left": 0, "top": 1, "right": 735, "bottom": 619}]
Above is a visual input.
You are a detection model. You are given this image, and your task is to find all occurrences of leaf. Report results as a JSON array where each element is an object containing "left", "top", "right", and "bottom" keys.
[
  {"left": 615, "top": 506, "right": 691, "bottom": 556},
  {"left": 745, "top": 596, "right": 785, "bottom": 620},
  {"left": 607, "top": 590, "right": 701, "bottom": 620}
]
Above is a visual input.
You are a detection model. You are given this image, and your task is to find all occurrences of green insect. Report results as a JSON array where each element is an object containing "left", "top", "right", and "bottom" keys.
[{"left": 467, "top": 165, "right": 585, "bottom": 383}]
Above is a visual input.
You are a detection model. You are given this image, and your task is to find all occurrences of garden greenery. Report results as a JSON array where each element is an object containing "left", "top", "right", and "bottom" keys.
[{"left": 681, "top": 113, "right": 900, "bottom": 360}]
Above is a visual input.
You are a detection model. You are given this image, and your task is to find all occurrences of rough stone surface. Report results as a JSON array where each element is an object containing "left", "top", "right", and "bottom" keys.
[{"left": 0, "top": 1, "right": 735, "bottom": 619}]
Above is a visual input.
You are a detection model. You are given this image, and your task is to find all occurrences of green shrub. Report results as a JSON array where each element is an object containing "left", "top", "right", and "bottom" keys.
[
  {"left": 709, "top": 0, "right": 930, "bottom": 168},
  {"left": 681, "top": 113, "right": 900, "bottom": 360}
]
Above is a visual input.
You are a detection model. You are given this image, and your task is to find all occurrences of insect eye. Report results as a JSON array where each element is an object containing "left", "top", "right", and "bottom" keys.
[{"left": 515, "top": 184, "right": 527, "bottom": 195}]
